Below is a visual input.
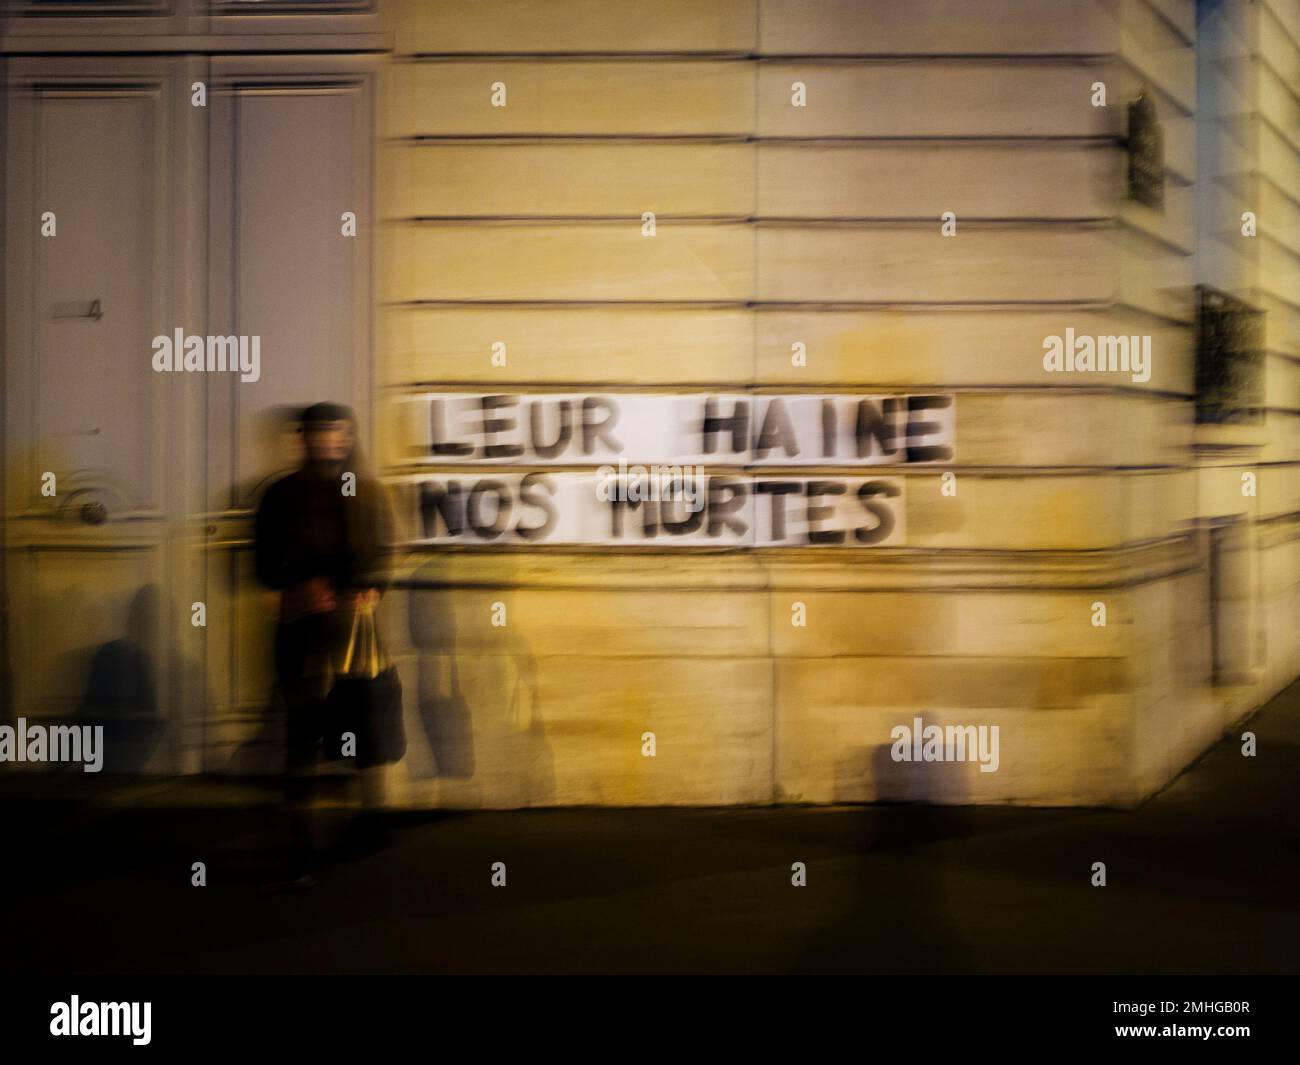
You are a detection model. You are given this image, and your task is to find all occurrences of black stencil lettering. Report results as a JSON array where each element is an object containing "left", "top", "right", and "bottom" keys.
[
  {"left": 855, "top": 397, "right": 903, "bottom": 460},
  {"left": 707, "top": 477, "right": 749, "bottom": 538},
  {"left": 755, "top": 480, "right": 801, "bottom": 541},
  {"left": 581, "top": 396, "right": 621, "bottom": 455},
  {"left": 906, "top": 395, "right": 954, "bottom": 462},
  {"left": 609, "top": 496, "right": 658, "bottom": 539},
  {"left": 855, "top": 480, "right": 901, "bottom": 544},
  {"left": 467, "top": 480, "right": 511, "bottom": 539},
  {"left": 419, "top": 480, "right": 466, "bottom": 537},
  {"left": 529, "top": 400, "right": 573, "bottom": 459},
  {"left": 804, "top": 481, "right": 846, "bottom": 545},
  {"left": 660, "top": 490, "right": 705, "bottom": 535},
  {"left": 516, "top": 473, "right": 558, "bottom": 541},
  {"left": 702, "top": 397, "right": 750, "bottom": 456},
  {"left": 821, "top": 398, "right": 837, "bottom": 459},
  {"left": 480, "top": 395, "right": 525, "bottom": 459},
  {"left": 754, "top": 397, "right": 799, "bottom": 460},
  {"left": 428, "top": 399, "right": 474, "bottom": 457}
]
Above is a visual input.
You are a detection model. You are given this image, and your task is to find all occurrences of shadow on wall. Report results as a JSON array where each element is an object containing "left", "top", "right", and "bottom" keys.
[
  {"left": 795, "top": 747, "right": 979, "bottom": 973},
  {"left": 73, "top": 583, "right": 169, "bottom": 773},
  {"left": 404, "top": 554, "right": 556, "bottom": 806},
  {"left": 870, "top": 728, "right": 989, "bottom": 805}
]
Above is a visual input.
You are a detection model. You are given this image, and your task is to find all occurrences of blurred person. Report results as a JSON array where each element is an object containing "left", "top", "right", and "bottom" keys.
[{"left": 253, "top": 402, "right": 397, "bottom": 890}]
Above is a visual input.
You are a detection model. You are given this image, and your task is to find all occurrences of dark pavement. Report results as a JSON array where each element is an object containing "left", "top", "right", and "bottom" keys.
[{"left": 4, "top": 680, "right": 1299, "bottom": 975}]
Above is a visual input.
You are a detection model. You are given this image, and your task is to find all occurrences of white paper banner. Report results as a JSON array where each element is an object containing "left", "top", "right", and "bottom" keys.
[
  {"left": 392, "top": 392, "right": 954, "bottom": 467},
  {"left": 391, "top": 472, "right": 905, "bottom": 547}
]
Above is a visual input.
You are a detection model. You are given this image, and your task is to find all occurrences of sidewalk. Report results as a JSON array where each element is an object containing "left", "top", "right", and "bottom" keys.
[{"left": 4, "top": 679, "right": 1299, "bottom": 974}]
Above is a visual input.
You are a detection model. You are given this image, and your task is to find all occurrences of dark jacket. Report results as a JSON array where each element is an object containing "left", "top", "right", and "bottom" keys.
[{"left": 253, "top": 467, "right": 397, "bottom": 596}]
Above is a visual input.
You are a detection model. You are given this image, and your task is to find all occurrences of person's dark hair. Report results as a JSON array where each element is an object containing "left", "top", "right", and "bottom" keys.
[
  {"left": 300, "top": 401, "right": 354, "bottom": 428},
  {"left": 298, "top": 400, "right": 371, "bottom": 476}
]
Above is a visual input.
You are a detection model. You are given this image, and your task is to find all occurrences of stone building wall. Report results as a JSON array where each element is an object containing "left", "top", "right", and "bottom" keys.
[{"left": 373, "top": 0, "right": 1297, "bottom": 808}]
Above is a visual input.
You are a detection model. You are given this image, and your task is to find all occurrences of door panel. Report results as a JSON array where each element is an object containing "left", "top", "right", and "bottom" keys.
[
  {"left": 3, "top": 54, "right": 373, "bottom": 774},
  {"left": 4, "top": 58, "right": 200, "bottom": 774},
  {"left": 203, "top": 56, "right": 374, "bottom": 769},
  {"left": 37, "top": 91, "right": 159, "bottom": 509}
]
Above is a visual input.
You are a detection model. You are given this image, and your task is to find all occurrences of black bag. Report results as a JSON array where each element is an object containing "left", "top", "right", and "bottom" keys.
[{"left": 322, "top": 601, "right": 406, "bottom": 768}]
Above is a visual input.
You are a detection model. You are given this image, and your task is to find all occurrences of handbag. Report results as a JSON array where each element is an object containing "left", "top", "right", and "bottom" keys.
[{"left": 322, "top": 600, "right": 407, "bottom": 768}]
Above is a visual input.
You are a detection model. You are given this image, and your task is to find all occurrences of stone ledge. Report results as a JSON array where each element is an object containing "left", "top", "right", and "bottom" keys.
[{"left": 391, "top": 535, "right": 1203, "bottom": 592}]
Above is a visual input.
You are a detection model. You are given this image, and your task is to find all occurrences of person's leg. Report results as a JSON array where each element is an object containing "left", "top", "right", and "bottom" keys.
[
  {"left": 351, "top": 764, "right": 392, "bottom": 854},
  {"left": 283, "top": 702, "right": 321, "bottom": 878},
  {"left": 358, "top": 764, "right": 387, "bottom": 811},
  {"left": 274, "top": 619, "right": 325, "bottom": 883}
]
